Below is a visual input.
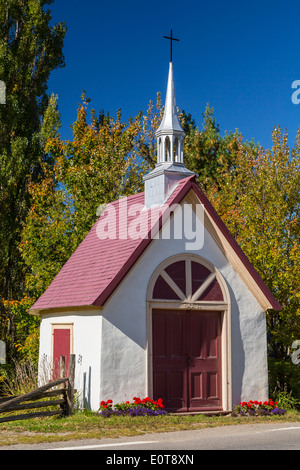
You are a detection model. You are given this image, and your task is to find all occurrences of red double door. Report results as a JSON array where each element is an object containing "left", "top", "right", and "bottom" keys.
[{"left": 152, "top": 309, "right": 222, "bottom": 412}]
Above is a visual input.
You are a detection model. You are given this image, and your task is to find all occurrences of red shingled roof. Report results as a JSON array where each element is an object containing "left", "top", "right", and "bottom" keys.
[{"left": 30, "top": 175, "right": 282, "bottom": 313}]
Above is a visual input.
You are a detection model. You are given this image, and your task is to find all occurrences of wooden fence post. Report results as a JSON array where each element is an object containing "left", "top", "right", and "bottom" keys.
[
  {"left": 0, "top": 378, "right": 70, "bottom": 422},
  {"left": 65, "top": 354, "right": 75, "bottom": 416},
  {"left": 60, "top": 356, "right": 66, "bottom": 379},
  {"left": 0, "top": 354, "right": 77, "bottom": 422},
  {"left": 68, "top": 354, "right": 75, "bottom": 389}
]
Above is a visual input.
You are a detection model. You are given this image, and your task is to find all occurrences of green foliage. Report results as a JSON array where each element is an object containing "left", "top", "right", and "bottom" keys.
[
  {"left": 270, "top": 389, "right": 300, "bottom": 411},
  {"left": 55, "top": 94, "right": 145, "bottom": 235},
  {"left": 269, "top": 357, "right": 300, "bottom": 403},
  {"left": 204, "top": 126, "right": 300, "bottom": 397},
  {"left": 184, "top": 104, "right": 241, "bottom": 187},
  {"left": 20, "top": 170, "right": 78, "bottom": 298},
  {"left": 0, "top": 0, "right": 66, "bottom": 362},
  {"left": 20, "top": 94, "right": 148, "bottom": 298},
  {"left": 0, "top": 358, "right": 37, "bottom": 396},
  {"left": 138, "top": 92, "right": 163, "bottom": 168},
  {"left": 1, "top": 296, "right": 40, "bottom": 363}
]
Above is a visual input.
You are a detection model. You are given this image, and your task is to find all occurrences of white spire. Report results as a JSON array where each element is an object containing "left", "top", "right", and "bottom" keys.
[
  {"left": 156, "top": 62, "right": 184, "bottom": 135},
  {"left": 143, "top": 60, "right": 194, "bottom": 208},
  {"left": 155, "top": 62, "right": 185, "bottom": 165}
]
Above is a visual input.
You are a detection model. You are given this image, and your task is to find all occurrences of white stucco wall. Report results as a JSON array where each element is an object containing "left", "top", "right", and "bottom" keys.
[{"left": 38, "top": 310, "right": 102, "bottom": 411}]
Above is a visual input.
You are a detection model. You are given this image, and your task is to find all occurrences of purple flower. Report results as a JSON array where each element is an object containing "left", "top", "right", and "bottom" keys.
[
  {"left": 271, "top": 408, "right": 286, "bottom": 415},
  {"left": 97, "top": 405, "right": 168, "bottom": 418},
  {"left": 257, "top": 409, "right": 270, "bottom": 416}
]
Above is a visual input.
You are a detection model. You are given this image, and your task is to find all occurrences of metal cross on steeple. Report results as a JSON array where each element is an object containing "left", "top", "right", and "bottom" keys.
[{"left": 163, "top": 29, "right": 180, "bottom": 63}]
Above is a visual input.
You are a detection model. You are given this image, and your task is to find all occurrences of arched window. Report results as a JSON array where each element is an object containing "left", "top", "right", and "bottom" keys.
[
  {"left": 158, "top": 138, "right": 162, "bottom": 162},
  {"left": 165, "top": 136, "right": 170, "bottom": 161},
  {"left": 173, "top": 137, "right": 178, "bottom": 162},
  {"left": 151, "top": 258, "right": 224, "bottom": 302}
]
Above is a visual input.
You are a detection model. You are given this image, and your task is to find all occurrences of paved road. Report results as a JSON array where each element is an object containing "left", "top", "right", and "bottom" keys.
[{"left": 1, "top": 422, "right": 299, "bottom": 452}]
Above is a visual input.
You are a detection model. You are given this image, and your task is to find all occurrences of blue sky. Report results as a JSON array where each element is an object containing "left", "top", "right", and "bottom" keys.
[{"left": 47, "top": 0, "right": 300, "bottom": 150}]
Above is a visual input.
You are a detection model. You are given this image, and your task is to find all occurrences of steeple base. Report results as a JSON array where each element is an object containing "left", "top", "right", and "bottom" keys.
[{"left": 143, "top": 163, "right": 195, "bottom": 208}]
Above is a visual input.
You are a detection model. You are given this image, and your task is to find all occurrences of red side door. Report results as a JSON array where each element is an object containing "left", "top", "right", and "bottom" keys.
[
  {"left": 152, "top": 309, "right": 222, "bottom": 412},
  {"left": 52, "top": 328, "right": 71, "bottom": 380}
]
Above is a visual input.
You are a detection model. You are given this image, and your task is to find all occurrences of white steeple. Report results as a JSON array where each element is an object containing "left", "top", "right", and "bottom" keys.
[
  {"left": 143, "top": 58, "right": 194, "bottom": 208},
  {"left": 155, "top": 61, "right": 185, "bottom": 164}
]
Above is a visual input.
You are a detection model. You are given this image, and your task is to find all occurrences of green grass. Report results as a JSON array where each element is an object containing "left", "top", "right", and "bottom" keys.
[{"left": 0, "top": 410, "right": 299, "bottom": 447}]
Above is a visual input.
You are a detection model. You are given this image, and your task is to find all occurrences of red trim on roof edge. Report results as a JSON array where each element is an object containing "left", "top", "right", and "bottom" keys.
[
  {"left": 30, "top": 174, "right": 281, "bottom": 312},
  {"left": 93, "top": 175, "right": 282, "bottom": 311},
  {"left": 93, "top": 175, "right": 196, "bottom": 306},
  {"left": 94, "top": 174, "right": 281, "bottom": 311},
  {"left": 190, "top": 181, "right": 282, "bottom": 311}
]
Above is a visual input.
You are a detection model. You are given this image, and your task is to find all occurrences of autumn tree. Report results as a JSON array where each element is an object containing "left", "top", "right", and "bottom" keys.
[
  {"left": 20, "top": 95, "right": 146, "bottom": 300},
  {"left": 204, "top": 126, "right": 300, "bottom": 396},
  {"left": 0, "top": 0, "right": 66, "bottom": 361},
  {"left": 20, "top": 94, "right": 200, "bottom": 300},
  {"left": 184, "top": 104, "right": 244, "bottom": 188}
]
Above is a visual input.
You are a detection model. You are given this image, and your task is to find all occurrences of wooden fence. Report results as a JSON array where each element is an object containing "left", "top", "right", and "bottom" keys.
[{"left": 0, "top": 354, "right": 75, "bottom": 423}]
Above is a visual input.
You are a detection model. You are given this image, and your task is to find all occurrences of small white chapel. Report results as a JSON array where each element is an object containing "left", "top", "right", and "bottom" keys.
[{"left": 30, "top": 41, "right": 281, "bottom": 412}]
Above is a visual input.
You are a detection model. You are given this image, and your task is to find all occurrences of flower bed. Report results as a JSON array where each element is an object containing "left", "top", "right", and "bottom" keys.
[
  {"left": 97, "top": 397, "right": 168, "bottom": 417},
  {"left": 232, "top": 399, "right": 286, "bottom": 417}
]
